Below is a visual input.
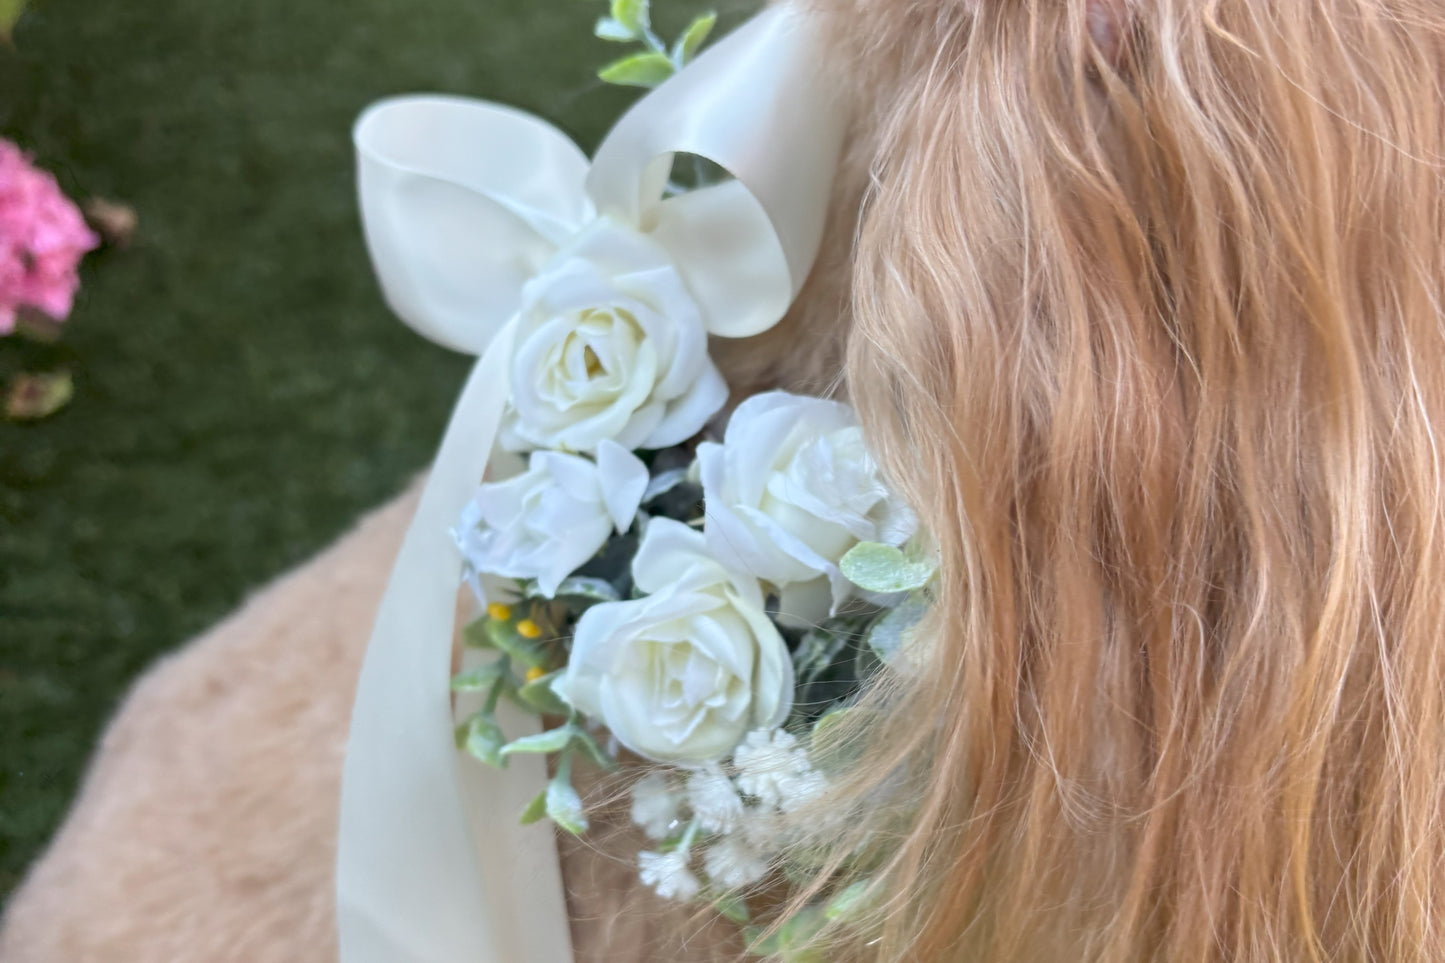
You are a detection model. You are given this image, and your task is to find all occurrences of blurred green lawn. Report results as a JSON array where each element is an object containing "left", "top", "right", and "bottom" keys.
[{"left": 0, "top": 0, "right": 719, "bottom": 903}]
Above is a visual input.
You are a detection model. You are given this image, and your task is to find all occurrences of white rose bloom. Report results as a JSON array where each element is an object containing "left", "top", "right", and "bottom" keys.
[
  {"left": 500, "top": 217, "right": 728, "bottom": 454},
  {"left": 556, "top": 518, "right": 794, "bottom": 765},
  {"left": 453, "top": 439, "right": 648, "bottom": 598},
  {"left": 698, "top": 391, "right": 916, "bottom": 624}
]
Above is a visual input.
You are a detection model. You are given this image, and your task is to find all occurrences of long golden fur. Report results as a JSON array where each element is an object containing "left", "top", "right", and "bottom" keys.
[{"left": 6, "top": 1, "right": 1445, "bottom": 960}]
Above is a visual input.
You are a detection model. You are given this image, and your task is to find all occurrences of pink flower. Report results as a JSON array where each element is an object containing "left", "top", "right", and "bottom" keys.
[{"left": 0, "top": 139, "right": 100, "bottom": 334}]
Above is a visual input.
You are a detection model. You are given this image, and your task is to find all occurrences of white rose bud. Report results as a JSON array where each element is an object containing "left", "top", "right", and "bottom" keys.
[
  {"left": 453, "top": 440, "right": 648, "bottom": 598},
  {"left": 698, "top": 391, "right": 916, "bottom": 624},
  {"left": 500, "top": 217, "right": 728, "bottom": 454},
  {"left": 556, "top": 518, "right": 794, "bottom": 765}
]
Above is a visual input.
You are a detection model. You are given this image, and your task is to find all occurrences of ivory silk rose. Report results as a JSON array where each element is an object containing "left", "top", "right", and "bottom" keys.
[
  {"left": 454, "top": 440, "right": 648, "bottom": 598},
  {"left": 500, "top": 218, "right": 728, "bottom": 454},
  {"left": 698, "top": 391, "right": 917, "bottom": 622},
  {"left": 556, "top": 517, "right": 794, "bottom": 765}
]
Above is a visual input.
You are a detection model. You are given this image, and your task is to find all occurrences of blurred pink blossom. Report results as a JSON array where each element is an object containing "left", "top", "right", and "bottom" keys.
[{"left": 0, "top": 139, "right": 100, "bottom": 334}]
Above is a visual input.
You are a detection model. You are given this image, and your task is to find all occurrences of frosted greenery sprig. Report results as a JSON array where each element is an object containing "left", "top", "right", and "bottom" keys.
[{"left": 594, "top": 0, "right": 717, "bottom": 89}]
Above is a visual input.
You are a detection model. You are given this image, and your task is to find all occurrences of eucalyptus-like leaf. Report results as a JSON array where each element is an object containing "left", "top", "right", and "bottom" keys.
[
  {"left": 714, "top": 891, "right": 751, "bottom": 924},
  {"left": 839, "top": 541, "right": 937, "bottom": 594},
  {"left": 500, "top": 726, "right": 575, "bottom": 757},
  {"left": 824, "top": 879, "right": 872, "bottom": 921},
  {"left": 776, "top": 905, "right": 828, "bottom": 955},
  {"left": 609, "top": 0, "right": 649, "bottom": 34},
  {"left": 461, "top": 617, "right": 498, "bottom": 650},
  {"left": 809, "top": 706, "right": 866, "bottom": 773},
  {"left": 533, "top": 575, "right": 620, "bottom": 603},
  {"left": 598, "top": 51, "right": 674, "bottom": 89},
  {"left": 516, "top": 671, "right": 571, "bottom": 715},
  {"left": 792, "top": 626, "right": 851, "bottom": 687},
  {"left": 864, "top": 591, "right": 928, "bottom": 664},
  {"left": 463, "top": 712, "right": 508, "bottom": 768},
  {"left": 594, "top": 15, "right": 635, "bottom": 42},
  {"left": 484, "top": 618, "right": 546, "bottom": 669},
  {"left": 450, "top": 659, "right": 509, "bottom": 693},
  {"left": 546, "top": 764, "right": 589, "bottom": 834},
  {"left": 519, "top": 788, "right": 549, "bottom": 825},
  {"left": 672, "top": 11, "right": 717, "bottom": 65},
  {"left": 571, "top": 727, "right": 620, "bottom": 770},
  {"left": 642, "top": 466, "right": 691, "bottom": 502}
]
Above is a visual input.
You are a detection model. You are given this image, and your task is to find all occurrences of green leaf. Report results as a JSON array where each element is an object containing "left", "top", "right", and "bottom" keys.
[
  {"left": 571, "top": 727, "right": 619, "bottom": 770},
  {"left": 808, "top": 706, "right": 865, "bottom": 773},
  {"left": 776, "top": 905, "right": 828, "bottom": 954},
  {"left": 593, "top": 15, "right": 635, "bottom": 42},
  {"left": 6, "top": 370, "right": 73, "bottom": 421},
  {"left": 642, "top": 466, "right": 691, "bottom": 501},
  {"left": 714, "top": 891, "right": 751, "bottom": 924},
  {"left": 450, "top": 659, "right": 509, "bottom": 693},
  {"left": 461, "top": 617, "right": 498, "bottom": 650},
  {"left": 516, "top": 671, "right": 570, "bottom": 715},
  {"left": 519, "top": 788, "right": 549, "bottom": 824},
  {"left": 839, "top": 541, "right": 937, "bottom": 594},
  {"left": 865, "top": 591, "right": 928, "bottom": 664},
  {"left": 528, "top": 576, "right": 619, "bottom": 603},
  {"left": 609, "top": 0, "right": 648, "bottom": 34},
  {"left": 792, "top": 626, "right": 852, "bottom": 687},
  {"left": 672, "top": 11, "right": 717, "bottom": 65},
  {"left": 483, "top": 618, "right": 545, "bottom": 668},
  {"left": 500, "top": 726, "right": 574, "bottom": 757},
  {"left": 598, "top": 51, "right": 674, "bottom": 89},
  {"left": 824, "top": 879, "right": 871, "bottom": 921},
  {"left": 546, "top": 762, "right": 588, "bottom": 834},
  {"left": 462, "top": 712, "right": 508, "bottom": 768}
]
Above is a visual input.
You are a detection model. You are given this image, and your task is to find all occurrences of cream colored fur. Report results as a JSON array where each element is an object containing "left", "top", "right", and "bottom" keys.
[{"left": 0, "top": 482, "right": 740, "bottom": 961}]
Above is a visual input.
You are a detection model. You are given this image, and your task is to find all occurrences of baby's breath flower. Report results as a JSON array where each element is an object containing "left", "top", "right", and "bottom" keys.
[
  {"left": 639, "top": 848, "right": 701, "bottom": 902},
  {"left": 703, "top": 836, "right": 770, "bottom": 889},
  {"left": 734, "top": 728, "right": 812, "bottom": 809},
  {"left": 629, "top": 772, "right": 682, "bottom": 840},
  {"left": 686, "top": 764, "right": 744, "bottom": 834}
]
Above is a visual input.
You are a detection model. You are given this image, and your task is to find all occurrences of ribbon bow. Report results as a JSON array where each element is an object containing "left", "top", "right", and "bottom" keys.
[{"left": 336, "top": 7, "right": 844, "bottom": 962}]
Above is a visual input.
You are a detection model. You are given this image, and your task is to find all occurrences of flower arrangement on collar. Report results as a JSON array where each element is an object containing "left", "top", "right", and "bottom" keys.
[
  {"left": 450, "top": 386, "right": 932, "bottom": 887},
  {"left": 336, "top": 4, "right": 924, "bottom": 960}
]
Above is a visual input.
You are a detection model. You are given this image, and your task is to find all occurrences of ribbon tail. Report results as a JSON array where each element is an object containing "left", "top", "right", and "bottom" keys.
[{"left": 336, "top": 317, "right": 573, "bottom": 963}]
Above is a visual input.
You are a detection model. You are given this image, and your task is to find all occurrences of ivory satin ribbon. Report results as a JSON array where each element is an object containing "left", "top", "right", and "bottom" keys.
[{"left": 337, "top": 7, "right": 844, "bottom": 961}]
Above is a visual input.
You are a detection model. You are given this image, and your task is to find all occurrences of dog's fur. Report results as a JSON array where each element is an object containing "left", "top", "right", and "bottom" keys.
[{"left": 0, "top": 479, "right": 749, "bottom": 961}]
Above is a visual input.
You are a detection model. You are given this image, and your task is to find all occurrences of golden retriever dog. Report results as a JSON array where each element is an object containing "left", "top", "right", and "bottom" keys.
[{"left": 7, "top": 0, "right": 1445, "bottom": 960}]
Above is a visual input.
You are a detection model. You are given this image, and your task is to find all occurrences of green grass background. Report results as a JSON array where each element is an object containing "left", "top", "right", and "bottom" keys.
[{"left": 0, "top": 0, "right": 744, "bottom": 904}]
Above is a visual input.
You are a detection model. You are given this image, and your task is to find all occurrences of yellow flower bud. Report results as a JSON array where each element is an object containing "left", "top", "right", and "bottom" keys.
[
  {"left": 516, "top": 618, "right": 543, "bottom": 639},
  {"left": 524, "top": 665, "right": 547, "bottom": 684},
  {"left": 486, "top": 602, "right": 512, "bottom": 622}
]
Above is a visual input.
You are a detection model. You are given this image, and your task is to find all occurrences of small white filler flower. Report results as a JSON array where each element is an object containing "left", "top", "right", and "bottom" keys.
[
  {"left": 733, "top": 728, "right": 815, "bottom": 810},
  {"left": 685, "top": 764, "right": 745, "bottom": 834},
  {"left": 629, "top": 772, "right": 683, "bottom": 841},
  {"left": 703, "top": 836, "right": 770, "bottom": 889},
  {"left": 639, "top": 849, "right": 702, "bottom": 902}
]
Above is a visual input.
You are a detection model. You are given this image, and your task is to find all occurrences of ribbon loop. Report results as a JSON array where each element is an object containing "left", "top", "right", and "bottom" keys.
[
  {"left": 340, "top": 7, "right": 847, "bottom": 962},
  {"left": 355, "top": 96, "right": 593, "bottom": 354},
  {"left": 585, "top": 5, "right": 846, "bottom": 337}
]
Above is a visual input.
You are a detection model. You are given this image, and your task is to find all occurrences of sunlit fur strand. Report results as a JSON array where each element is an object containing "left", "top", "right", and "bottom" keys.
[{"left": 783, "top": 1, "right": 1445, "bottom": 960}]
